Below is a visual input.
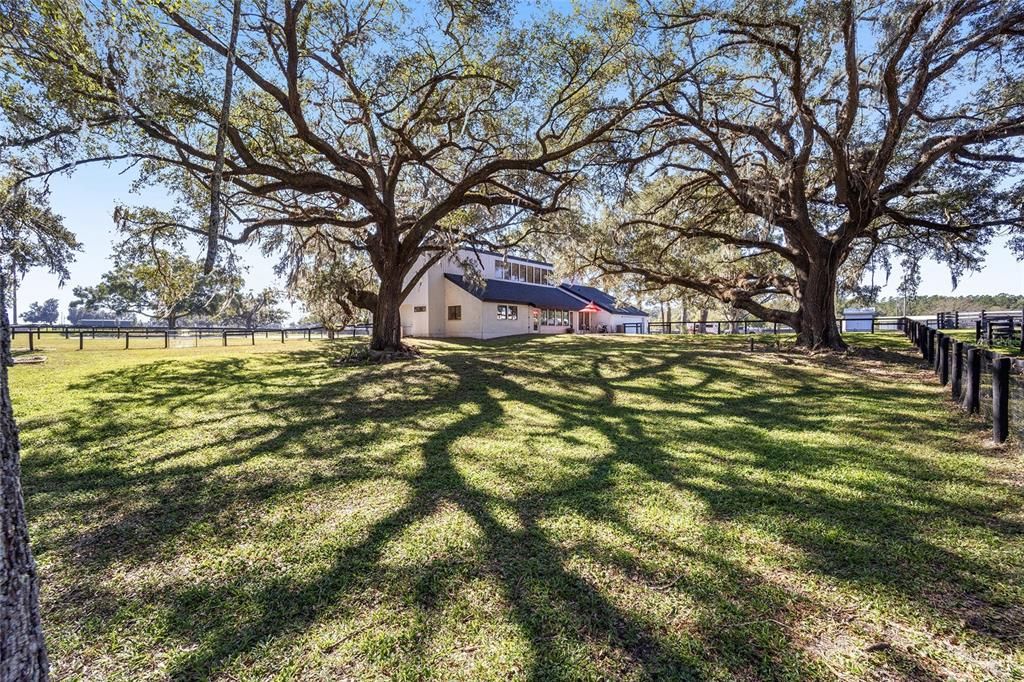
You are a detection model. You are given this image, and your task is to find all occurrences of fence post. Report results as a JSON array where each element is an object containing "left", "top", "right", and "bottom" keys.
[
  {"left": 954, "top": 311, "right": 959, "bottom": 328},
  {"left": 164, "top": 331, "right": 169, "bottom": 349},
  {"left": 938, "top": 335, "right": 950, "bottom": 385},
  {"left": 125, "top": 332, "right": 129, "bottom": 350},
  {"left": 78, "top": 331, "right": 84, "bottom": 351},
  {"left": 717, "top": 321, "right": 722, "bottom": 335},
  {"left": 964, "top": 348, "right": 980, "bottom": 414},
  {"left": 951, "top": 341, "right": 963, "bottom": 400},
  {"left": 992, "top": 357, "right": 1010, "bottom": 443},
  {"left": 926, "top": 328, "right": 935, "bottom": 363},
  {"left": 251, "top": 331, "right": 255, "bottom": 345},
  {"left": 223, "top": 331, "right": 227, "bottom": 347},
  {"left": 975, "top": 320, "right": 982, "bottom": 343},
  {"left": 281, "top": 329, "right": 286, "bottom": 343},
  {"left": 28, "top": 332, "right": 34, "bottom": 352},
  {"left": 934, "top": 332, "right": 943, "bottom": 373}
]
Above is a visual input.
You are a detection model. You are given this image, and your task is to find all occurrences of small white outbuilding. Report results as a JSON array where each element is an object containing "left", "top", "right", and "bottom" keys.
[{"left": 842, "top": 307, "right": 878, "bottom": 332}]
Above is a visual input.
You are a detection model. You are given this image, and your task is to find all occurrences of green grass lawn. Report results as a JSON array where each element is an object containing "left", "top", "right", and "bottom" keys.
[
  {"left": 9, "top": 333, "right": 1024, "bottom": 680},
  {"left": 940, "top": 328, "right": 1023, "bottom": 357}
]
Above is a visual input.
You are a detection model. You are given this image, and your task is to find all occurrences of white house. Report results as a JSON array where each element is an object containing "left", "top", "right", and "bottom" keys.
[{"left": 399, "top": 249, "right": 648, "bottom": 340}]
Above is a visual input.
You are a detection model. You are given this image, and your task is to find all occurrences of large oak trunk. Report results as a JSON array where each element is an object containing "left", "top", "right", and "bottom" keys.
[
  {"left": 1, "top": 275, "right": 50, "bottom": 681},
  {"left": 369, "top": 275, "right": 403, "bottom": 352},
  {"left": 794, "top": 251, "right": 846, "bottom": 351}
]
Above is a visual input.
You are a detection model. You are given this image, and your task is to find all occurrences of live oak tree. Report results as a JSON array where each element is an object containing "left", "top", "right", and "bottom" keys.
[
  {"left": 215, "top": 287, "right": 289, "bottom": 329},
  {"left": 0, "top": 182, "right": 73, "bottom": 680},
  {"left": 66, "top": 304, "right": 121, "bottom": 325},
  {"left": 21, "top": 299, "right": 59, "bottom": 325},
  {"left": 1, "top": 0, "right": 665, "bottom": 351},
  {"left": 0, "top": 178, "right": 80, "bottom": 325},
  {"left": 596, "top": 0, "right": 1024, "bottom": 349},
  {"left": 71, "top": 242, "right": 236, "bottom": 328}
]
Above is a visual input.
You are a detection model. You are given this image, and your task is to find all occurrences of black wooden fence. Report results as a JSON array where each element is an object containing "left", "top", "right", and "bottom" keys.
[
  {"left": 904, "top": 318, "right": 1023, "bottom": 445},
  {"left": 9, "top": 323, "right": 373, "bottom": 352},
  {"left": 645, "top": 315, "right": 908, "bottom": 335}
]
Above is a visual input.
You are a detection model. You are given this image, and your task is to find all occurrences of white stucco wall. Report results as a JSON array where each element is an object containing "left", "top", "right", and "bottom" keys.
[
  {"left": 399, "top": 249, "right": 646, "bottom": 340},
  {"left": 608, "top": 313, "right": 647, "bottom": 333},
  {"left": 441, "top": 281, "right": 536, "bottom": 339}
]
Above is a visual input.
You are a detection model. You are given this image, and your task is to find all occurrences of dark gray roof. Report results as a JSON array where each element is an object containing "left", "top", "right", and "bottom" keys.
[
  {"left": 445, "top": 274, "right": 587, "bottom": 310},
  {"left": 559, "top": 284, "right": 649, "bottom": 316}
]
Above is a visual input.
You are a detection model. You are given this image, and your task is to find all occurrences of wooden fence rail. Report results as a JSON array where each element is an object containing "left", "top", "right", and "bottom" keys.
[
  {"left": 8, "top": 324, "right": 375, "bottom": 352},
  {"left": 904, "top": 318, "right": 1022, "bottom": 444}
]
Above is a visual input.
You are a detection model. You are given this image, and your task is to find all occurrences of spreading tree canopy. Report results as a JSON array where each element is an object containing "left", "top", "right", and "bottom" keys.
[
  {"left": 1, "top": 0, "right": 668, "bottom": 350},
  {"left": 0, "top": 176, "right": 80, "bottom": 323},
  {"left": 590, "top": 0, "right": 1024, "bottom": 349},
  {"left": 21, "top": 297, "right": 59, "bottom": 324},
  {"left": 71, "top": 242, "right": 239, "bottom": 328}
]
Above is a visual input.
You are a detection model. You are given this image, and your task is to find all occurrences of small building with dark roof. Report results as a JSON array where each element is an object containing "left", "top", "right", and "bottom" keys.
[{"left": 400, "top": 249, "right": 647, "bottom": 339}]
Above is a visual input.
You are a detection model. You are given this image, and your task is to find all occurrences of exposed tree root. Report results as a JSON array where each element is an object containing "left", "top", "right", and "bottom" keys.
[{"left": 333, "top": 343, "right": 422, "bottom": 365}]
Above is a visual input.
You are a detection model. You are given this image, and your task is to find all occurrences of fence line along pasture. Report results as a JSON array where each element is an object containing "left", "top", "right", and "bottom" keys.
[
  {"left": 8, "top": 323, "right": 373, "bottom": 353},
  {"left": 11, "top": 314, "right": 1021, "bottom": 445},
  {"left": 904, "top": 319, "right": 1023, "bottom": 445}
]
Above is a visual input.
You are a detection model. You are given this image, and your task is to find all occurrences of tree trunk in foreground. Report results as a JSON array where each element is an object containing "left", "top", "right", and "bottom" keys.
[
  {"left": 794, "top": 252, "right": 846, "bottom": 351},
  {"left": 0, "top": 272, "right": 49, "bottom": 681},
  {"left": 9, "top": 269, "right": 16, "bottom": 326},
  {"left": 369, "top": 275, "right": 403, "bottom": 352}
]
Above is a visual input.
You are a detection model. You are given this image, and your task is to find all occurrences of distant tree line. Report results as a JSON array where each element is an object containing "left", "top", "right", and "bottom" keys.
[{"left": 845, "top": 293, "right": 1024, "bottom": 317}]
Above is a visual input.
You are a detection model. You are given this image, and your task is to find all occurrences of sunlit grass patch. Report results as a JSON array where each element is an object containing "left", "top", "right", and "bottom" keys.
[{"left": 10, "top": 333, "right": 1024, "bottom": 680}]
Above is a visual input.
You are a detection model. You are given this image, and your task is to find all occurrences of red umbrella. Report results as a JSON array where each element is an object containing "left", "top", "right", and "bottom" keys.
[{"left": 581, "top": 301, "right": 602, "bottom": 313}]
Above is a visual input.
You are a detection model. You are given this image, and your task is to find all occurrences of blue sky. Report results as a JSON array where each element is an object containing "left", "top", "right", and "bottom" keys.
[
  {"left": 14, "top": 163, "right": 1024, "bottom": 324},
  {"left": 16, "top": 165, "right": 296, "bottom": 322}
]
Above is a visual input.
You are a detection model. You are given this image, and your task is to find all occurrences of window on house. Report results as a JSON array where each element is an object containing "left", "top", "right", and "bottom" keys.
[
  {"left": 526, "top": 265, "right": 536, "bottom": 283},
  {"left": 447, "top": 305, "right": 462, "bottom": 321},
  {"left": 541, "top": 269, "right": 551, "bottom": 285},
  {"left": 540, "top": 309, "right": 571, "bottom": 326},
  {"left": 413, "top": 306, "right": 426, "bottom": 313},
  {"left": 495, "top": 260, "right": 507, "bottom": 279},
  {"left": 497, "top": 305, "right": 518, "bottom": 320},
  {"left": 512, "top": 263, "right": 522, "bottom": 281}
]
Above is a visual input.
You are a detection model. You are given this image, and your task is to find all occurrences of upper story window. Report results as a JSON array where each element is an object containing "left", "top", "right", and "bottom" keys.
[{"left": 496, "top": 258, "right": 552, "bottom": 284}]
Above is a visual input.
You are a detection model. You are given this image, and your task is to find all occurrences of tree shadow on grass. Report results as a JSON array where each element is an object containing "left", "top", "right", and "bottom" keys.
[{"left": 17, "top": 335, "right": 1024, "bottom": 679}]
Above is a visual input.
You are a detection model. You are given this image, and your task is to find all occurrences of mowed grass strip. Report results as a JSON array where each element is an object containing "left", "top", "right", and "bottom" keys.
[{"left": 10, "top": 333, "right": 1024, "bottom": 680}]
